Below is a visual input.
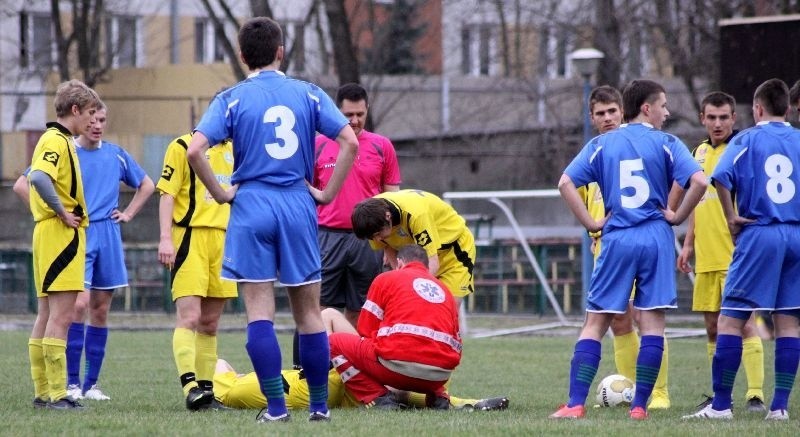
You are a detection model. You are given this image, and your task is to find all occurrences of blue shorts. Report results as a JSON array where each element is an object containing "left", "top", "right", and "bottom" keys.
[
  {"left": 222, "top": 183, "right": 321, "bottom": 285},
  {"left": 85, "top": 219, "right": 128, "bottom": 290},
  {"left": 722, "top": 224, "right": 800, "bottom": 312},
  {"left": 588, "top": 220, "right": 677, "bottom": 312}
]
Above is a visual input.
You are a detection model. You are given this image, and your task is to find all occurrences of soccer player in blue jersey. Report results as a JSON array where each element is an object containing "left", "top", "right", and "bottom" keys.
[
  {"left": 186, "top": 17, "right": 358, "bottom": 423},
  {"left": 551, "top": 79, "right": 707, "bottom": 420},
  {"left": 684, "top": 78, "right": 800, "bottom": 421}
]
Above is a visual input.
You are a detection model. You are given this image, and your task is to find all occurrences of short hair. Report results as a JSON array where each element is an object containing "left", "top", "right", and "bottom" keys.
[
  {"left": 753, "top": 78, "right": 789, "bottom": 117},
  {"left": 589, "top": 85, "right": 622, "bottom": 112},
  {"left": 788, "top": 79, "right": 800, "bottom": 107},
  {"left": 700, "top": 91, "right": 735, "bottom": 114},
  {"left": 396, "top": 244, "right": 428, "bottom": 265},
  {"left": 238, "top": 17, "right": 282, "bottom": 70},
  {"left": 622, "top": 79, "right": 665, "bottom": 121},
  {"left": 336, "top": 83, "right": 368, "bottom": 107},
  {"left": 95, "top": 100, "right": 107, "bottom": 113},
  {"left": 53, "top": 79, "right": 100, "bottom": 118},
  {"left": 351, "top": 198, "right": 390, "bottom": 239}
]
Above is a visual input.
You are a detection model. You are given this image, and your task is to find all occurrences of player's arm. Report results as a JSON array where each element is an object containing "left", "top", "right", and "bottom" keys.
[
  {"left": 12, "top": 174, "right": 30, "bottom": 206},
  {"left": 157, "top": 193, "right": 176, "bottom": 269},
  {"left": 427, "top": 255, "right": 440, "bottom": 277},
  {"left": 187, "top": 132, "right": 237, "bottom": 204},
  {"left": 382, "top": 183, "right": 400, "bottom": 192},
  {"left": 676, "top": 211, "right": 695, "bottom": 273},
  {"left": 28, "top": 170, "right": 81, "bottom": 228},
  {"left": 666, "top": 180, "right": 685, "bottom": 211},
  {"left": 663, "top": 171, "right": 707, "bottom": 226},
  {"left": 558, "top": 173, "right": 605, "bottom": 233},
  {"left": 308, "top": 126, "right": 358, "bottom": 204},
  {"left": 715, "top": 184, "right": 753, "bottom": 240},
  {"left": 113, "top": 175, "right": 155, "bottom": 223}
]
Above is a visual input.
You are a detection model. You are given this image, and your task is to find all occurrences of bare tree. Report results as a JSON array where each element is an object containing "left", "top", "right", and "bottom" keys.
[
  {"left": 321, "top": 0, "right": 361, "bottom": 85},
  {"left": 198, "top": 0, "right": 247, "bottom": 81}
]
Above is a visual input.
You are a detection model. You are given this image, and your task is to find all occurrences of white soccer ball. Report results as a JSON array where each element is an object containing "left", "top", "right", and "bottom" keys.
[{"left": 595, "top": 374, "right": 635, "bottom": 407}]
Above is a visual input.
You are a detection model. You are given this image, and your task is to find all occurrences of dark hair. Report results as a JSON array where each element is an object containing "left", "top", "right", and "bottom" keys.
[
  {"left": 238, "top": 17, "right": 282, "bottom": 70},
  {"left": 753, "top": 78, "right": 789, "bottom": 117},
  {"left": 396, "top": 244, "right": 428, "bottom": 265},
  {"left": 700, "top": 91, "right": 736, "bottom": 114},
  {"left": 788, "top": 79, "right": 800, "bottom": 107},
  {"left": 589, "top": 85, "right": 622, "bottom": 112},
  {"left": 352, "top": 198, "right": 390, "bottom": 239},
  {"left": 622, "top": 79, "right": 665, "bottom": 121},
  {"left": 336, "top": 83, "right": 368, "bottom": 107}
]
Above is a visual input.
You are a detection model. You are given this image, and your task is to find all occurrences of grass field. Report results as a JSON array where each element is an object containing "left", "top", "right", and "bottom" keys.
[{"left": 1, "top": 314, "right": 798, "bottom": 436}]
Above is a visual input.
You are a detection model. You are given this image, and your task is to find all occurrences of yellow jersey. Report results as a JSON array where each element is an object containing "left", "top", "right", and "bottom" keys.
[
  {"left": 29, "top": 122, "right": 89, "bottom": 226},
  {"left": 156, "top": 134, "right": 233, "bottom": 230},
  {"left": 692, "top": 139, "right": 734, "bottom": 273},
  {"left": 213, "top": 368, "right": 360, "bottom": 410},
  {"left": 369, "top": 190, "right": 468, "bottom": 258}
]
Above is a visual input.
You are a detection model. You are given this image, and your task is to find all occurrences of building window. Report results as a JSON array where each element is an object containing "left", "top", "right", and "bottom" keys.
[
  {"left": 542, "top": 25, "right": 572, "bottom": 78},
  {"left": 105, "top": 15, "right": 140, "bottom": 68},
  {"left": 460, "top": 24, "right": 495, "bottom": 76},
  {"left": 19, "top": 11, "right": 54, "bottom": 70},
  {"left": 285, "top": 21, "right": 306, "bottom": 73},
  {"left": 194, "top": 18, "right": 228, "bottom": 64}
]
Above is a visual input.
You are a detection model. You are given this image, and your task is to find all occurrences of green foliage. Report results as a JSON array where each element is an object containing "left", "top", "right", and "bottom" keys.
[{"left": 2, "top": 327, "right": 798, "bottom": 436}]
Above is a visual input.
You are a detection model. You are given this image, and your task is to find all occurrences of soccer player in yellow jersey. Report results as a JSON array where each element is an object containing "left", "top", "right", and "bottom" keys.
[
  {"left": 214, "top": 309, "right": 509, "bottom": 412},
  {"left": 26, "top": 79, "right": 100, "bottom": 410},
  {"left": 157, "top": 133, "right": 237, "bottom": 410},
  {"left": 677, "top": 91, "right": 766, "bottom": 413},
  {"left": 577, "top": 86, "right": 670, "bottom": 409},
  {"left": 351, "top": 190, "right": 476, "bottom": 302}
]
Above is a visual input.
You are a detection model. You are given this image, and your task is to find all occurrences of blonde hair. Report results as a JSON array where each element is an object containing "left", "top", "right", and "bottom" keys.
[{"left": 54, "top": 79, "right": 100, "bottom": 117}]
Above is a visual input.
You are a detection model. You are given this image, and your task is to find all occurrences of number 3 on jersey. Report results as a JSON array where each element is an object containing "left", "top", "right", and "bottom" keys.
[
  {"left": 765, "top": 154, "right": 795, "bottom": 204},
  {"left": 264, "top": 105, "right": 298, "bottom": 159},
  {"left": 620, "top": 158, "right": 650, "bottom": 208}
]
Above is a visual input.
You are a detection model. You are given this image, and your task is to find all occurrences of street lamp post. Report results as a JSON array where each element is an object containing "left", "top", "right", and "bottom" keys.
[{"left": 569, "top": 47, "right": 604, "bottom": 309}]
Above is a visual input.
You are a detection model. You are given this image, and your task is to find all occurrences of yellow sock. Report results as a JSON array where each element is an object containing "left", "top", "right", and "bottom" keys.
[
  {"left": 195, "top": 333, "right": 217, "bottom": 388},
  {"left": 406, "top": 392, "right": 427, "bottom": 408},
  {"left": 42, "top": 337, "right": 67, "bottom": 402},
  {"left": 706, "top": 341, "right": 715, "bottom": 366},
  {"left": 612, "top": 331, "right": 639, "bottom": 381},
  {"left": 742, "top": 336, "right": 765, "bottom": 401},
  {"left": 173, "top": 328, "right": 197, "bottom": 396},
  {"left": 28, "top": 338, "right": 48, "bottom": 400}
]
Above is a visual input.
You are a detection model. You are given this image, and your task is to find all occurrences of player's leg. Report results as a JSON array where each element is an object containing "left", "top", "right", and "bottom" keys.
[
  {"left": 610, "top": 305, "right": 637, "bottom": 381},
  {"left": 66, "top": 290, "right": 89, "bottom": 397},
  {"left": 741, "top": 313, "right": 766, "bottom": 411},
  {"left": 648, "top": 336, "right": 670, "bottom": 409},
  {"left": 195, "top": 297, "right": 227, "bottom": 407},
  {"left": 328, "top": 332, "right": 398, "bottom": 407},
  {"left": 29, "top": 297, "right": 50, "bottom": 407},
  {"left": 82, "top": 290, "right": 113, "bottom": 399},
  {"left": 289, "top": 282, "right": 331, "bottom": 419},
  {"left": 43, "top": 290, "right": 81, "bottom": 404},
  {"left": 173, "top": 295, "right": 204, "bottom": 408},
  {"left": 322, "top": 307, "right": 357, "bottom": 334},
  {"left": 632, "top": 309, "right": 665, "bottom": 413},
  {"left": 704, "top": 312, "right": 748, "bottom": 414},
  {"left": 768, "top": 312, "right": 800, "bottom": 418}
]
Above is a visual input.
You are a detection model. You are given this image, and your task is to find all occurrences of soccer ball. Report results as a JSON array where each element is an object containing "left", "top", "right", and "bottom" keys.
[{"left": 595, "top": 374, "right": 635, "bottom": 407}]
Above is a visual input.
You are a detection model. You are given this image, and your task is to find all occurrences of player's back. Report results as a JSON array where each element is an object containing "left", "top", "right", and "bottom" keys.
[
  {"left": 377, "top": 190, "right": 467, "bottom": 240},
  {"left": 715, "top": 122, "right": 800, "bottom": 224}
]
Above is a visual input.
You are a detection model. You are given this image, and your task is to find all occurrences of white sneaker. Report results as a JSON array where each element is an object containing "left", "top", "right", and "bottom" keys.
[
  {"left": 66, "top": 384, "right": 84, "bottom": 400},
  {"left": 682, "top": 404, "right": 733, "bottom": 420},
  {"left": 765, "top": 409, "right": 789, "bottom": 420},
  {"left": 83, "top": 384, "right": 111, "bottom": 401}
]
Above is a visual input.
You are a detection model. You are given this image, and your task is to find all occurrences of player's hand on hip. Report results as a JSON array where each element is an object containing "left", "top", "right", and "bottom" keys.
[
  {"left": 111, "top": 209, "right": 131, "bottom": 223},
  {"left": 727, "top": 215, "right": 755, "bottom": 240},
  {"left": 217, "top": 184, "right": 238, "bottom": 204},
  {"left": 587, "top": 215, "right": 608, "bottom": 234},
  {"left": 306, "top": 181, "right": 330, "bottom": 204},
  {"left": 58, "top": 211, "right": 81, "bottom": 228},
  {"left": 158, "top": 237, "right": 176, "bottom": 269}
]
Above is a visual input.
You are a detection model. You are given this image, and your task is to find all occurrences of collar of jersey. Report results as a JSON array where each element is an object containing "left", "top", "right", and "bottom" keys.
[
  {"left": 620, "top": 122, "right": 654, "bottom": 129},
  {"left": 756, "top": 121, "right": 790, "bottom": 126},
  {"left": 247, "top": 69, "right": 286, "bottom": 79}
]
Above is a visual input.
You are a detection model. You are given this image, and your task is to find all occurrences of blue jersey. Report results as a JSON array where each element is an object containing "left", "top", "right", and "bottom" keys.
[
  {"left": 712, "top": 121, "right": 800, "bottom": 225},
  {"left": 195, "top": 70, "right": 348, "bottom": 187},
  {"left": 565, "top": 123, "right": 700, "bottom": 233},
  {"left": 77, "top": 141, "right": 147, "bottom": 222}
]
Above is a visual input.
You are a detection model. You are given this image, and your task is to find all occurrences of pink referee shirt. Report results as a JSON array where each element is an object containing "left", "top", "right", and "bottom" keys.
[{"left": 314, "top": 130, "right": 402, "bottom": 229}]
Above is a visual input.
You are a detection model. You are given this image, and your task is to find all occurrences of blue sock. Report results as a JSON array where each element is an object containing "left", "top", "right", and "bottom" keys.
[
  {"left": 66, "top": 322, "right": 85, "bottom": 386},
  {"left": 632, "top": 335, "right": 663, "bottom": 409},
  {"left": 82, "top": 325, "right": 108, "bottom": 392},
  {"left": 770, "top": 337, "right": 800, "bottom": 411},
  {"left": 567, "top": 339, "right": 601, "bottom": 407},
  {"left": 245, "top": 320, "right": 286, "bottom": 416},
  {"left": 299, "top": 331, "right": 330, "bottom": 414},
  {"left": 711, "top": 334, "right": 742, "bottom": 411}
]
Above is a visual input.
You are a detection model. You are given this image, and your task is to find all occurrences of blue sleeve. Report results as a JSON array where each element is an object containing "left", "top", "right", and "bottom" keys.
[
  {"left": 710, "top": 142, "right": 739, "bottom": 191},
  {"left": 195, "top": 94, "right": 231, "bottom": 147},
  {"left": 668, "top": 136, "right": 702, "bottom": 188},
  {"left": 118, "top": 148, "right": 147, "bottom": 188},
  {"left": 564, "top": 140, "right": 598, "bottom": 187},
  {"left": 312, "top": 85, "right": 348, "bottom": 140}
]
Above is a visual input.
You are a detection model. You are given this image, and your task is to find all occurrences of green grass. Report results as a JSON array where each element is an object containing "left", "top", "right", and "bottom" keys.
[{"left": 2, "top": 318, "right": 799, "bottom": 436}]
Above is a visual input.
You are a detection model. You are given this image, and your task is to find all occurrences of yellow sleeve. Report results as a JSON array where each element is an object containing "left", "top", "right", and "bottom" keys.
[
  {"left": 409, "top": 212, "right": 440, "bottom": 257},
  {"left": 156, "top": 140, "right": 188, "bottom": 198}
]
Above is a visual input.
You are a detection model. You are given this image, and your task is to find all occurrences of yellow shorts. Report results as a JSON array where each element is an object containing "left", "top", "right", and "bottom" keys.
[
  {"left": 437, "top": 230, "right": 477, "bottom": 298},
  {"left": 170, "top": 227, "right": 237, "bottom": 300},
  {"left": 692, "top": 270, "right": 726, "bottom": 312},
  {"left": 33, "top": 218, "right": 86, "bottom": 297}
]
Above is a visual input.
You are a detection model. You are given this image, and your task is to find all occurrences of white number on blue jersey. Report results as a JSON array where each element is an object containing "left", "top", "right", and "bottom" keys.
[
  {"left": 619, "top": 158, "right": 650, "bottom": 208},
  {"left": 765, "top": 154, "right": 795, "bottom": 204},
  {"left": 263, "top": 105, "right": 299, "bottom": 159}
]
